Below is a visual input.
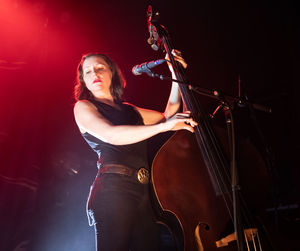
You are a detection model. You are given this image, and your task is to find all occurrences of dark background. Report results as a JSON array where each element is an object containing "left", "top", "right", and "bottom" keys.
[{"left": 0, "top": 0, "right": 298, "bottom": 250}]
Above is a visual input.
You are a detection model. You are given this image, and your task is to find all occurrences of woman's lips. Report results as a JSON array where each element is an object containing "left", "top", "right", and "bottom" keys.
[{"left": 93, "top": 79, "right": 102, "bottom": 83}]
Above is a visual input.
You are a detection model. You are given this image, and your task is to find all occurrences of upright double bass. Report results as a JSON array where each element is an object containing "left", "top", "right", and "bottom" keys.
[{"left": 146, "top": 6, "right": 273, "bottom": 251}]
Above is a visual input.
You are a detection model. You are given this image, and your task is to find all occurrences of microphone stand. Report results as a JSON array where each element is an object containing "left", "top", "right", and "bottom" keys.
[
  {"left": 143, "top": 70, "right": 272, "bottom": 250},
  {"left": 146, "top": 71, "right": 271, "bottom": 114},
  {"left": 222, "top": 101, "right": 246, "bottom": 251}
]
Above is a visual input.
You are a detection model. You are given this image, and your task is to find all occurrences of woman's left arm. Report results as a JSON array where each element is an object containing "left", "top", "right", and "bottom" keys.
[
  {"left": 163, "top": 49, "right": 187, "bottom": 119},
  {"left": 136, "top": 49, "right": 188, "bottom": 125}
]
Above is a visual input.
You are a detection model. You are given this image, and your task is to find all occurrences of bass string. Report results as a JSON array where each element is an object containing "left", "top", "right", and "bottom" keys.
[
  {"left": 162, "top": 25, "right": 264, "bottom": 248},
  {"left": 163, "top": 34, "right": 235, "bottom": 220}
]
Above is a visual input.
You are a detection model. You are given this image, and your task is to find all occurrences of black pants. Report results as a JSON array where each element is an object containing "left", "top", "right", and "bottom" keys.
[{"left": 87, "top": 172, "right": 160, "bottom": 251}]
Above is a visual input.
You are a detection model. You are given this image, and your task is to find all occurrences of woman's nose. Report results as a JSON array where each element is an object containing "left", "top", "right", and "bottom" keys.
[
  {"left": 91, "top": 70, "right": 99, "bottom": 78},
  {"left": 93, "top": 69, "right": 102, "bottom": 78}
]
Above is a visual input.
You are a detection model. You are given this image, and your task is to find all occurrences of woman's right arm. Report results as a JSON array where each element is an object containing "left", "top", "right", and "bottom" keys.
[{"left": 74, "top": 100, "right": 197, "bottom": 146}]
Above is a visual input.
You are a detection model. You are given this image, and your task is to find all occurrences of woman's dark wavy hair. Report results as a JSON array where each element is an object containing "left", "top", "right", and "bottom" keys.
[{"left": 74, "top": 53, "right": 126, "bottom": 103}]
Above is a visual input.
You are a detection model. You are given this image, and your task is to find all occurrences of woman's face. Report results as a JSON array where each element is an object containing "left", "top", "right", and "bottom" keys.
[{"left": 82, "top": 56, "right": 113, "bottom": 99}]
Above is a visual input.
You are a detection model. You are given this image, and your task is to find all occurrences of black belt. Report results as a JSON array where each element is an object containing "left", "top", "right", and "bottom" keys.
[{"left": 100, "top": 164, "right": 150, "bottom": 184}]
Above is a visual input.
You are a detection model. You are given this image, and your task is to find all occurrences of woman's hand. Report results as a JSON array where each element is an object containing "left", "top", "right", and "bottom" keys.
[
  {"left": 165, "top": 49, "right": 187, "bottom": 69},
  {"left": 163, "top": 111, "right": 197, "bottom": 133}
]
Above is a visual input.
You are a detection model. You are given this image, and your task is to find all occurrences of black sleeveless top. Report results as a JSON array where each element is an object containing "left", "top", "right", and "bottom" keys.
[{"left": 81, "top": 100, "right": 149, "bottom": 170}]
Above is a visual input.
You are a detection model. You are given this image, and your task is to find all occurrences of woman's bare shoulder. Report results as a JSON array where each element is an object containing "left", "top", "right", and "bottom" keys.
[{"left": 74, "top": 99, "right": 97, "bottom": 111}]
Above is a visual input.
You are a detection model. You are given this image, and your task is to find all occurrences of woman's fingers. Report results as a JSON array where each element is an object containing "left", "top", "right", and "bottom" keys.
[
  {"left": 172, "top": 49, "right": 187, "bottom": 69},
  {"left": 182, "top": 118, "right": 198, "bottom": 127},
  {"left": 172, "top": 49, "right": 182, "bottom": 56},
  {"left": 175, "top": 113, "right": 189, "bottom": 118},
  {"left": 181, "top": 120, "right": 196, "bottom": 133},
  {"left": 173, "top": 115, "right": 198, "bottom": 132},
  {"left": 165, "top": 49, "right": 188, "bottom": 69},
  {"left": 175, "top": 110, "right": 191, "bottom": 118},
  {"left": 185, "top": 125, "right": 195, "bottom": 133},
  {"left": 186, "top": 118, "right": 198, "bottom": 127},
  {"left": 174, "top": 111, "right": 198, "bottom": 128},
  {"left": 175, "top": 57, "right": 187, "bottom": 69},
  {"left": 164, "top": 111, "right": 197, "bottom": 133}
]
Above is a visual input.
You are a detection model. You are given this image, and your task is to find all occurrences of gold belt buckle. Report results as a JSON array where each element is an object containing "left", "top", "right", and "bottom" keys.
[{"left": 137, "top": 168, "right": 149, "bottom": 184}]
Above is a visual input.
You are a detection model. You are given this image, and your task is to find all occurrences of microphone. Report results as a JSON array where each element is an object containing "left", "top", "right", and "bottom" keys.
[{"left": 132, "top": 59, "right": 166, "bottom": 75}]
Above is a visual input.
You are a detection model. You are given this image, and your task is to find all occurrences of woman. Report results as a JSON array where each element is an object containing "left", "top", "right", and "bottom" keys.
[{"left": 73, "top": 50, "right": 197, "bottom": 251}]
